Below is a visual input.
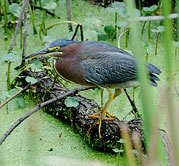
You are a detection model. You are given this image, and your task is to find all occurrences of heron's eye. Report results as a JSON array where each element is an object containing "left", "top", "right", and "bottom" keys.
[{"left": 55, "top": 46, "right": 60, "bottom": 51}]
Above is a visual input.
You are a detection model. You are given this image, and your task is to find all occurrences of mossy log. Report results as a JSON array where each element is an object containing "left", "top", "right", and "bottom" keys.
[{"left": 18, "top": 70, "right": 144, "bottom": 152}]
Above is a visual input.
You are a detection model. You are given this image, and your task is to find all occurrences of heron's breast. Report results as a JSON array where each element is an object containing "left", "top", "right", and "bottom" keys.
[{"left": 54, "top": 58, "right": 93, "bottom": 86}]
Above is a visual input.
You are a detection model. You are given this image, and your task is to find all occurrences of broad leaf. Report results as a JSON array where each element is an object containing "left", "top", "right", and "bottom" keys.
[
  {"left": 2, "top": 52, "right": 19, "bottom": 62},
  {"left": 43, "top": 2, "right": 57, "bottom": 10},
  {"left": 15, "top": 96, "right": 26, "bottom": 109},
  {"left": 9, "top": 3, "right": 21, "bottom": 18},
  {"left": 143, "top": 5, "right": 158, "bottom": 13},
  {"left": 112, "top": 148, "right": 124, "bottom": 153},
  {"left": 64, "top": 97, "right": 79, "bottom": 108},
  {"left": 151, "top": 26, "right": 165, "bottom": 33},
  {"left": 43, "top": 35, "right": 55, "bottom": 43},
  {"left": 30, "top": 61, "right": 43, "bottom": 72},
  {"left": 143, "top": 43, "right": 152, "bottom": 53},
  {"left": 25, "top": 76, "right": 38, "bottom": 84},
  {"left": 173, "top": 41, "right": 179, "bottom": 48}
]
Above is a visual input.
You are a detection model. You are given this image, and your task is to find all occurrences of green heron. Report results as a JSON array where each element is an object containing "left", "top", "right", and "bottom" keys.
[{"left": 25, "top": 39, "right": 161, "bottom": 138}]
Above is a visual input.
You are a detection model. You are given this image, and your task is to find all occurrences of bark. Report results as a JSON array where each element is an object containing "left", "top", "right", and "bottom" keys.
[{"left": 17, "top": 70, "right": 144, "bottom": 152}]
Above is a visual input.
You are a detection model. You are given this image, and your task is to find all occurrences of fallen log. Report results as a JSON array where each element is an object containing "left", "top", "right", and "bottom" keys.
[{"left": 15, "top": 70, "right": 144, "bottom": 152}]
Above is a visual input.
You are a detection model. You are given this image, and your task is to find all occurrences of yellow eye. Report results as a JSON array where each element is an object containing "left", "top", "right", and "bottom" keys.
[
  {"left": 48, "top": 46, "right": 60, "bottom": 52},
  {"left": 55, "top": 46, "right": 60, "bottom": 51}
]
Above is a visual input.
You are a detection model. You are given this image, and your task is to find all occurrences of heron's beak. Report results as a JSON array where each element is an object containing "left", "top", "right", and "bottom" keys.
[{"left": 24, "top": 48, "right": 63, "bottom": 60}]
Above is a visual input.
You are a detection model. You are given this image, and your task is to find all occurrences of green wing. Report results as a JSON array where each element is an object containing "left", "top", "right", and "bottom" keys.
[{"left": 81, "top": 52, "right": 137, "bottom": 86}]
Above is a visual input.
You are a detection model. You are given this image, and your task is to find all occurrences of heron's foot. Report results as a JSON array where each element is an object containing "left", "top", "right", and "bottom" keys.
[
  {"left": 86, "top": 114, "right": 114, "bottom": 138},
  {"left": 88, "top": 110, "right": 114, "bottom": 119}
]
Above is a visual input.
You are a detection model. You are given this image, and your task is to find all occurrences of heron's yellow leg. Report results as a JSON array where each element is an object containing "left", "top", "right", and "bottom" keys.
[
  {"left": 98, "top": 88, "right": 114, "bottom": 138},
  {"left": 87, "top": 88, "right": 123, "bottom": 138},
  {"left": 89, "top": 88, "right": 122, "bottom": 119},
  {"left": 87, "top": 88, "right": 122, "bottom": 138},
  {"left": 88, "top": 109, "right": 103, "bottom": 119},
  {"left": 101, "top": 89, "right": 104, "bottom": 106},
  {"left": 88, "top": 109, "right": 114, "bottom": 119},
  {"left": 114, "top": 88, "right": 122, "bottom": 99}
]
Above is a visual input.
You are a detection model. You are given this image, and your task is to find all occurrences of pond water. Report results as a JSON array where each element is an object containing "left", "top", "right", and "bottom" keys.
[{"left": 0, "top": 0, "right": 175, "bottom": 166}]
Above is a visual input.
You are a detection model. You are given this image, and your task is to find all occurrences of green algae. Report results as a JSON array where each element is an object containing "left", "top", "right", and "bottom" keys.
[{"left": 0, "top": 0, "right": 174, "bottom": 165}]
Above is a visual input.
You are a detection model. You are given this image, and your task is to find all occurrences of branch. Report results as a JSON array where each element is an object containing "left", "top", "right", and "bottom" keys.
[
  {"left": 135, "top": 13, "right": 179, "bottom": 22},
  {"left": 71, "top": 24, "right": 80, "bottom": 40},
  {"left": 66, "top": 0, "right": 73, "bottom": 32},
  {"left": 0, "top": 76, "right": 48, "bottom": 110},
  {"left": 80, "top": 24, "right": 84, "bottom": 41},
  {"left": 71, "top": 23, "right": 83, "bottom": 41},
  {"left": 160, "top": 130, "right": 174, "bottom": 166},
  {"left": 29, "top": 0, "right": 59, "bottom": 18},
  {"left": 21, "top": 0, "right": 28, "bottom": 66},
  {"left": 33, "top": 6, "right": 57, "bottom": 17},
  {"left": 123, "top": 89, "right": 139, "bottom": 117},
  {"left": 8, "top": 0, "right": 27, "bottom": 52},
  {"left": 0, "top": 84, "right": 30, "bottom": 109},
  {"left": 0, "top": 86, "right": 92, "bottom": 145}
]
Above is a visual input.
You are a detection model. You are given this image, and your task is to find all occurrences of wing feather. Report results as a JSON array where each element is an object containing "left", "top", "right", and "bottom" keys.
[{"left": 81, "top": 52, "right": 137, "bottom": 86}]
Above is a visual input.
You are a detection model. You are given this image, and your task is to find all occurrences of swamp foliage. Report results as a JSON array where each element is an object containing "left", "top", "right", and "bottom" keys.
[{"left": 0, "top": 0, "right": 179, "bottom": 166}]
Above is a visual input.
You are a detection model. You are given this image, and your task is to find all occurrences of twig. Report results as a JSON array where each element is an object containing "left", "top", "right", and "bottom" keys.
[
  {"left": 123, "top": 89, "right": 139, "bottom": 116},
  {"left": 0, "top": 76, "right": 48, "bottom": 110},
  {"left": 29, "top": 0, "right": 58, "bottom": 18},
  {"left": 71, "top": 23, "right": 83, "bottom": 41},
  {"left": 0, "top": 86, "right": 92, "bottom": 145},
  {"left": 80, "top": 24, "right": 84, "bottom": 41},
  {"left": 34, "top": 6, "right": 56, "bottom": 17},
  {"left": 8, "top": 0, "right": 27, "bottom": 52},
  {"left": 0, "top": 85, "right": 30, "bottom": 110},
  {"left": 135, "top": 13, "right": 179, "bottom": 22},
  {"left": 160, "top": 129, "right": 174, "bottom": 166},
  {"left": 66, "top": 0, "right": 73, "bottom": 32},
  {"left": 71, "top": 24, "right": 80, "bottom": 40},
  {"left": 51, "top": 74, "right": 58, "bottom": 89},
  {"left": 21, "top": 0, "right": 28, "bottom": 66}
]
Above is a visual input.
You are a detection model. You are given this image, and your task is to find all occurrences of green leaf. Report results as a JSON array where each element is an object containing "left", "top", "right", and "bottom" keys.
[
  {"left": 25, "top": 76, "right": 38, "bottom": 84},
  {"left": 112, "top": 2, "right": 126, "bottom": 8},
  {"left": 104, "top": 25, "right": 116, "bottom": 39},
  {"left": 15, "top": 96, "right": 26, "bottom": 109},
  {"left": 117, "top": 21, "right": 128, "bottom": 28},
  {"left": 173, "top": 41, "right": 179, "bottom": 48},
  {"left": 98, "top": 34, "right": 107, "bottom": 41},
  {"left": 43, "top": 2, "right": 57, "bottom": 10},
  {"left": 1, "top": 91, "right": 11, "bottom": 101},
  {"left": 42, "top": 66, "right": 52, "bottom": 70},
  {"left": 112, "top": 148, "right": 124, "bottom": 153},
  {"left": 143, "top": 43, "right": 153, "bottom": 53},
  {"left": 64, "top": 97, "right": 79, "bottom": 108},
  {"left": 9, "top": 88, "right": 19, "bottom": 95},
  {"left": 2, "top": 52, "right": 19, "bottom": 62},
  {"left": 157, "top": 26, "right": 165, "bottom": 32},
  {"left": 108, "top": 2, "right": 127, "bottom": 17},
  {"left": 124, "top": 49, "right": 133, "bottom": 55},
  {"left": 134, "top": 9, "right": 141, "bottom": 17},
  {"left": 30, "top": 61, "right": 43, "bottom": 72},
  {"left": 118, "top": 139, "right": 126, "bottom": 144},
  {"left": 84, "top": 30, "right": 98, "bottom": 41},
  {"left": 104, "top": 25, "right": 114, "bottom": 34},
  {"left": 9, "top": 3, "right": 21, "bottom": 18},
  {"left": 143, "top": 5, "right": 158, "bottom": 13},
  {"left": 151, "top": 26, "right": 165, "bottom": 33},
  {"left": 43, "top": 35, "right": 55, "bottom": 43}
]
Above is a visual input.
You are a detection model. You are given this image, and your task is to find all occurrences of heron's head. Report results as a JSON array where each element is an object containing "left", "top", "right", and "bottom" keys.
[
  {"left": 24, "top": 38, "right": 79, "bottom": 60},
  {"left": 24, "top": 46, "right": 63, "bottom": 60}
]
